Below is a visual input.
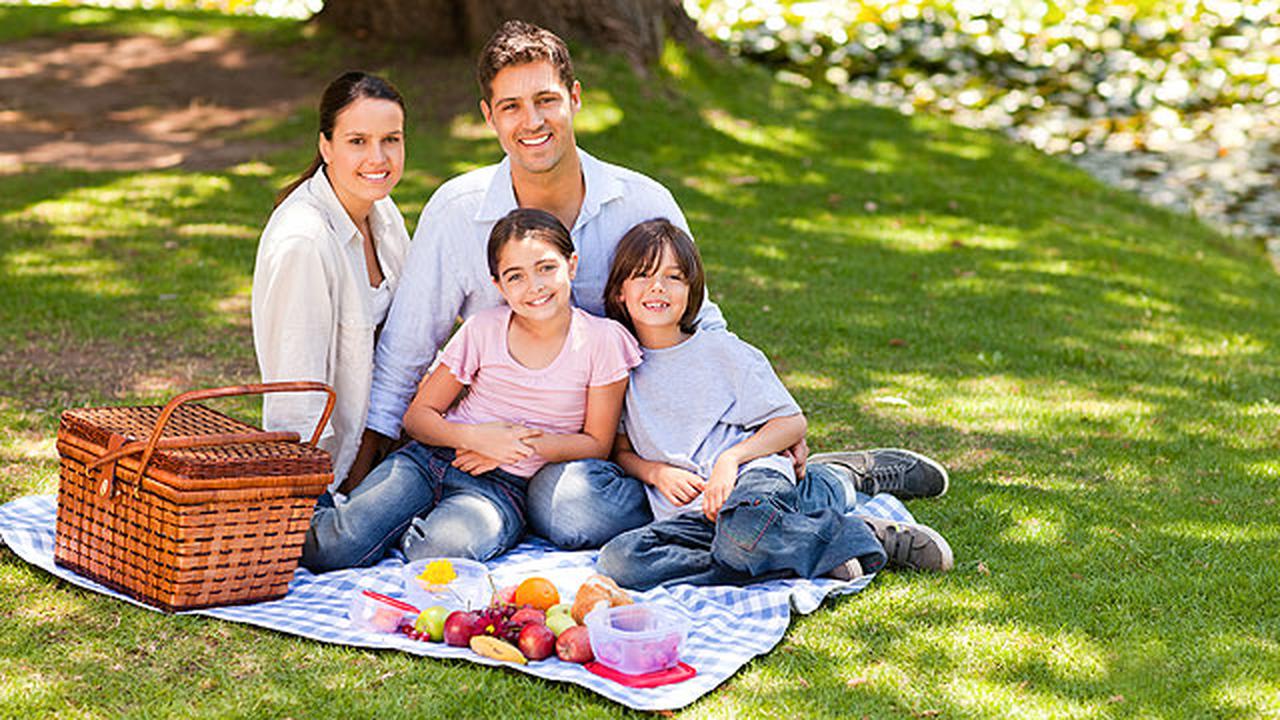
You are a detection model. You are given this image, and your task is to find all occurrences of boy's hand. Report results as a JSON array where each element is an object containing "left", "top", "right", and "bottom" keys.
[
  {"left": 464, "top": 422, "right": 541, "bottom": 465},
  {"left": 783, "top": 436, "right": 809, "bottom": 478},
  {"left": 702, "top": 456, "right": 739, "bottom": 521},
  {"left": 650, "top": 465, "right": 705, "bottom": 507},
  {"left": 451, "top": 449, "right": 501, "bottom": 475}
]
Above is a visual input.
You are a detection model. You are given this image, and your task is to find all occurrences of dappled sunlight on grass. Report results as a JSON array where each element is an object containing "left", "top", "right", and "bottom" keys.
[
  {"left": 576, "top": 89, "right": 624, "bottom": 135},
  {"left": 176, "top": 222, "right": 257, "bottom": 239}
]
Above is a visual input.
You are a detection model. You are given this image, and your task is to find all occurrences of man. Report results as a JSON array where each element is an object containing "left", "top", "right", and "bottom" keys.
[{"left": 351, "top": 20, "right": 945, "bottom": 551}]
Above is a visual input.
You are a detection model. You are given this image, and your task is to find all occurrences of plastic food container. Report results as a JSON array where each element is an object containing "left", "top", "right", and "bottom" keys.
[
  {"left": 401, "top": 557, "right": 490, "bottom": 611},
  {"left": 348, "top": 589, "right": 418, "bottom": 633},
  {"left": 584, "top": 603, "right": 689, "bottom": 675}
]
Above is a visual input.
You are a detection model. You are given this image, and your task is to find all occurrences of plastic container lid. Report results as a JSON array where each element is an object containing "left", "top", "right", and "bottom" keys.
[
  {"left": 348, "top": 589, "right": 418, "bottom": 633},
  {"left": 401, "top": 557, "right": 490, "bottom": 611}
]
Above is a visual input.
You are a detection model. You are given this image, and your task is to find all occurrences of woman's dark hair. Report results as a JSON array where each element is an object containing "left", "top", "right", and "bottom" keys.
[
  {"left": 487, "top": 208, "right": 575, "bottom": 278},
  {"left": 604, "top": 218, "right": 705, "bottom": 336},
  {"left": 274, "top": 71, "right": 406, "bottom": 208}
]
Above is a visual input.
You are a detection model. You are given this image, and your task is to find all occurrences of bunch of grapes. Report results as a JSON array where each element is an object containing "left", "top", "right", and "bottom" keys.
[{"left": 475, "top": 602, "right": 521, "bottom": 643}]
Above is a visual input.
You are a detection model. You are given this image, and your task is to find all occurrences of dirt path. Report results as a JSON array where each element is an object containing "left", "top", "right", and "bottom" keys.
[{"left": 0, "top": 30, "right": 318, "bottom": 172}]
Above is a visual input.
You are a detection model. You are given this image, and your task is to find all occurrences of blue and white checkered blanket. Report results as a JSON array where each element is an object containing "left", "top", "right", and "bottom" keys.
[{"left": 0, "top": 493, "right": 912, "bottom": 711}]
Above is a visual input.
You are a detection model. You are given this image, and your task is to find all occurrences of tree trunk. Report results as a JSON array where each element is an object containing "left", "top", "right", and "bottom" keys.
[{"left": 316, "top": 0, "right": 709, "bottom": 67}]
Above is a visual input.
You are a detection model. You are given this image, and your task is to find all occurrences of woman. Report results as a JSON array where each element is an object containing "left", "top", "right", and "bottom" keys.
[{"left": 251, "top": 71, "right": 411, "bottom": 493}]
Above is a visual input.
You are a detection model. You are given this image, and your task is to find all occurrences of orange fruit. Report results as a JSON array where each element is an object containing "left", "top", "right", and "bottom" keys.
[{"left": 513, "top": 576, "right": 560, "bottom": 611}]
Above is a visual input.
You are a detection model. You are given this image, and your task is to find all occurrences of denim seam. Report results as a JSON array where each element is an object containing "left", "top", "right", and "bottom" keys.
[{"left": 723, "top": 505, "right": 780, "bottom": 552}]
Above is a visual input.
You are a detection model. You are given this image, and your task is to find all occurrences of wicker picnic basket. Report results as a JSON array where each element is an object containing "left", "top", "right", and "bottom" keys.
[{"left": 54, "top": 382, "right": 335, "bottom": 611}]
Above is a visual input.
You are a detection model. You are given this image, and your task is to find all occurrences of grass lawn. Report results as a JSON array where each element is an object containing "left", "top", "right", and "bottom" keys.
[{"left": 2, "top": 5, "right": 1278, "bottom": 719}]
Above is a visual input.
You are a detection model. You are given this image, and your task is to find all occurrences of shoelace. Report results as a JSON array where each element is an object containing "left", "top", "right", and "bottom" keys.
[{"left": 867, "top": 460, "right": 912, "bottom": 494}]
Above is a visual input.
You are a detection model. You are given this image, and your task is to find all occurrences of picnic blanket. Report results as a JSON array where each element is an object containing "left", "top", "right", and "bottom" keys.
[{"left": 0, "top": 493, "right": 913, "bottom": 711}]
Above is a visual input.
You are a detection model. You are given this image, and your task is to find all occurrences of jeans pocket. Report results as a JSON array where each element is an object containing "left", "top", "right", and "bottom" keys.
[{"left": 715, "top": 496, "right": 779, "bottom": 555}]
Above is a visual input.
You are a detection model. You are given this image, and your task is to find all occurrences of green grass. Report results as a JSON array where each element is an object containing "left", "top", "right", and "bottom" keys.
[{"left": 2, "top": 6, "right": 1279, "bottom": 719}]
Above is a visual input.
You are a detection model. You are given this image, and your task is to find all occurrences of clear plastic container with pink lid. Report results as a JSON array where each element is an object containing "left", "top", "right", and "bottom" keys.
[{"left": 584, "top": 603, "right": 689, "bottom": 675}]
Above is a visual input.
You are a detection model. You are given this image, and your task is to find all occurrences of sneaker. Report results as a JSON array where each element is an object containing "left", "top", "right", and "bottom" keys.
[
  {"left": 809, "top": 448, "right": 949, "bottom": 500},
  {"left": 826, "top": 557, "right": 866, "bottom": 581},
  {"left": 863, "top": 515, "right": 954, "bottom": 572}
]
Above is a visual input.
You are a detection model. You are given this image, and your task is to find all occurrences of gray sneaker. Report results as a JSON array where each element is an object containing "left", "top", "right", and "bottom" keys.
[
  {"left": 809, "top": 448, "right": 949, "bottom": 500},
  {"left": 863, "top": 515, "right": 954, "bottom": 572}
]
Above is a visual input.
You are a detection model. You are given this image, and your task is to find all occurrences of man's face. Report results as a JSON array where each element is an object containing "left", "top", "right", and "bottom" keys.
[{"left": 481, "top": 61, "right": 580, "bottom": 177}]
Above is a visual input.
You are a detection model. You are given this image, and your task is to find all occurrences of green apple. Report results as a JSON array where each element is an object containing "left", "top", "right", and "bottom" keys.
[
  {"left": 414, "top": 605, "right": 451, "bottom": 642},
  {"left": 546, "top": 603, "right": 573, "bottom": 619},
  {"left": 546, "top": 611, "right": 577, "bottom": 637}
]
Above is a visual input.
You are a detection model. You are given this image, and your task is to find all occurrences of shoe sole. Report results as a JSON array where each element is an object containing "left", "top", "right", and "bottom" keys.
[
  {"left": 864, "top": 515, "right": 955, "bottom": 572},
  {"left": 808, "top": 448, "right": 950, "bottom": 499}
]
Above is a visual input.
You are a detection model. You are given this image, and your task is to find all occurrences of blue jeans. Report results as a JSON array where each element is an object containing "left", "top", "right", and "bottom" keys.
[
  {"left": 300, "top": 443, "right": 527, "bottom": 573},
  {"left": 525, "top": 458, "right": 653, "bottom": 550},
  {"left": 595, "top": 464, "right": 888, "bottom": 590}
]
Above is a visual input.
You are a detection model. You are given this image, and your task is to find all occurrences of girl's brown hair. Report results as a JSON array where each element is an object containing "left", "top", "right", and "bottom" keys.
[
  {"left": 604, "top": 218, "right": 705, "bottom": 336},
  {"left": 487, "top": 208, "right": 575, "bottom": 278},
  {"left": 275, "top": 71, "right": 405, "bottom": 208}
]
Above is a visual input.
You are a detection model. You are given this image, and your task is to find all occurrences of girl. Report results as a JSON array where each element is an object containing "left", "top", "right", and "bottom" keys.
[
  {"left": 301, "top": 208, "right": 641, "bottom": 571},
  {"left": 252, "top": 71, "right": 410, "bottom": 493},
  {"left": 595, "top": 219, "right": 953, "bottom": 590}
]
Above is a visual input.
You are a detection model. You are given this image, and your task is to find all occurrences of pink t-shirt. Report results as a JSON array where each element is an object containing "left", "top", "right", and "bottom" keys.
[{"left": 437, "top": 305, "right": 642, "bottom": 478}]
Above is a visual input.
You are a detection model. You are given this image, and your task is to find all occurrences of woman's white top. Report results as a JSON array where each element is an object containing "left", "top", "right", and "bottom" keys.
[{"left": 251, "top": 168, "right": 411, "bottom": 489}]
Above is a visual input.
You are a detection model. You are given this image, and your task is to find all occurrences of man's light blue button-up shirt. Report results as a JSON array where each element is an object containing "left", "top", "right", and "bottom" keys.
[{"left": 366, "top": 149, "right": 725, "bottom": 438}]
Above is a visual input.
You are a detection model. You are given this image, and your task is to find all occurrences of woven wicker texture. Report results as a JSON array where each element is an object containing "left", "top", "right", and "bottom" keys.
[{"left": 54, "top": 384, "right": 333, "bottom": 611}]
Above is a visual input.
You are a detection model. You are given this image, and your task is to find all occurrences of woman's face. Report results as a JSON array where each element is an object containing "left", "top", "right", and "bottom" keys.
[
  {"left": 492, "top": 235, "right": 577, "bottom": 323},
  {"left": 319, "top": 96, "right": 404, "bottom": 218}
]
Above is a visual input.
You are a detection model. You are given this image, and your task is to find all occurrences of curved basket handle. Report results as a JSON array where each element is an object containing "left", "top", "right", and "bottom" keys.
[{"left": 130, "top": 381, "right": 335, "bottom": 490}]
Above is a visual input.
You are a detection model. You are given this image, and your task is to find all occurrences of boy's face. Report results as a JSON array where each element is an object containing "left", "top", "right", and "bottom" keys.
[
  {"left": 618, "top": 244, "right": 691, "bottom": 338},
  {"left": 481, "top": 61, "right": 580, "bottom": 178}
]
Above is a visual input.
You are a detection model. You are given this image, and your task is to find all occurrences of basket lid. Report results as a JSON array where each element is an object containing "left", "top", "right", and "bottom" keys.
[{"left": 60, "top": 403, "right": 331, "bottom": 479}]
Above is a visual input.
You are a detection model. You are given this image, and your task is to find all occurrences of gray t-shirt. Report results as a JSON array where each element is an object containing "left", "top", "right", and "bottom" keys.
[{"left": 621, "top": 327, "right": 801, "bottom": 521}]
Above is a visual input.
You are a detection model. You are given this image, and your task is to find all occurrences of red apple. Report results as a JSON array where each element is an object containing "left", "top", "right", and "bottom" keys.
[
  {"left": 555, "top": 625, "right": 594, "bottom": 664},
  {"left": 443, "top": 610, "right": 481, "bottom": 647},
  {"left": 517, "top": 623, "right": 556, "bottom": 661},
  {"left": 509, "top": 607, "right": 546, "bottom": 628}
]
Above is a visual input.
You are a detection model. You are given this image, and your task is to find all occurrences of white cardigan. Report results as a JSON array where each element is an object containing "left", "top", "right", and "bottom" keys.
[{"left": 251, "top": 169, "right": 411, "bottom": 488}]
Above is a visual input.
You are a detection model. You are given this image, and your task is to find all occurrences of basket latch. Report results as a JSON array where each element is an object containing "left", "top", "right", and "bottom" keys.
[{"left": 92, "top": 432, "right": 128, "bottom": 497}]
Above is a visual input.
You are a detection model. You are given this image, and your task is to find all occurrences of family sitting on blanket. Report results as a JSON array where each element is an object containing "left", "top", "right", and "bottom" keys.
[{"left": 251, "top": 20, "right": 953, "bottom": 590}]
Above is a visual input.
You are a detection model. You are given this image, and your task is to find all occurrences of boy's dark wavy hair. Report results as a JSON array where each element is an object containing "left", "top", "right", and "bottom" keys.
[{"left": 604, "top": 218, "right": 704, "bottom": 336}]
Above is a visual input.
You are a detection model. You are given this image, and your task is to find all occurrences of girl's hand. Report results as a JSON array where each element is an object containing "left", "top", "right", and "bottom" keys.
[
  {"left": 702, "top": 456, "right": 740, "bottom": 521},
  {"left": 452, "top": 449, "right": 502, "bottom": 475},
  {"left": 464, "top": 422, "right": 541, "bottom": 464},
  {"left": 650, "top": 465, "right": 706, "bottom": 507}
]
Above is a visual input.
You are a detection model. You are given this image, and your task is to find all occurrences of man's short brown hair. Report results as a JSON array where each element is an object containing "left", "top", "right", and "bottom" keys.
[{"left": 477, "top": 20, "right": 576, "bottom": 102}]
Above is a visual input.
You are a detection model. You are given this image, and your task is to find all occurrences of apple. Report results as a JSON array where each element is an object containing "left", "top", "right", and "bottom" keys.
[
  {"left": 509, "top": 607, "right": 546, "bottom": 628},
  {"left": 414, "top": 605, "right": 450, "bottom": 642},
  {"left": 443, "top": 610, "right": 481, "bottom": 647},
  {"left": 546, "top": 603, "right": 572, "bottom": 619},
  {"left": 555, "top": 625, "right": 594, "bottom": 664},
  {"left": 546, "top": 612, "right": 577, "bottom": 638},
  {"left": 517, "top": 622, "right": 556, "bottom": 661}
]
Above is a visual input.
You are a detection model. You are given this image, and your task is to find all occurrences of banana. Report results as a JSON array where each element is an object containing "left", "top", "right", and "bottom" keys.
[{"left": 469, "top": 635, "right": 528, "bottom": 665}]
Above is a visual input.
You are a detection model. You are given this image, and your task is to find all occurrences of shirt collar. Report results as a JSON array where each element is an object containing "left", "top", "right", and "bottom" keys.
[
  {"left": 306, "top": 167, "right": 362, "bottom": 246},
  {"left": 475, "top": 148, "right": 624, "bottom": 231}
]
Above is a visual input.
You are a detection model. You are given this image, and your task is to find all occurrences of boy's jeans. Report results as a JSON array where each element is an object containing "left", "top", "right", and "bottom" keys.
[
  {"left": 300, "top": 443, "right": 527, "bottom": 573},
  {"left": 595, "top": 464, "right": 888, "bottom": 590}
]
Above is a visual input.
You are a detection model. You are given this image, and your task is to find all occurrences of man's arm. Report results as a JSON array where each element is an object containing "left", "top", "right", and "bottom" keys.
[{"left": 365, "top": 192, "right": 477, "bottom": 440}]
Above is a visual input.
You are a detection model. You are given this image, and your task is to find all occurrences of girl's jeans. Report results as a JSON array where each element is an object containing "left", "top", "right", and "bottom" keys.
[
  {"left": 595, "top": 463, "right": 888, "bottom": 590},
  {"left": 300, "top": 443, "right": 527, "bottom": 573}
]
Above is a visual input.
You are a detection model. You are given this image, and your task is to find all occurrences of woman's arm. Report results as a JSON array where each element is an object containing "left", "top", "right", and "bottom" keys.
[
  {"left": 702, "top": 412, "right": 808, "bottom": 520},
  {"left": 613, "top": 434, "right": 705, "bottom": 508},
  {"left": 402, "top": 364, "right": 540, "bottom": 464},
  {"left": 524, "top": 378, "right": 628, "bottom": 463}
]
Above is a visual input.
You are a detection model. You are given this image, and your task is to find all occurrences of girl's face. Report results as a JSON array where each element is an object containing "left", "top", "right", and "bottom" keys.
[
  {"left": 319, "top": 97, "right": 404, "bottom": 218},
  {"left": 493, "top": 236, "right": 577, "bottom": 322},
  {"left": 618, "top": 244, "right": 690, "bottom": 338}
]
